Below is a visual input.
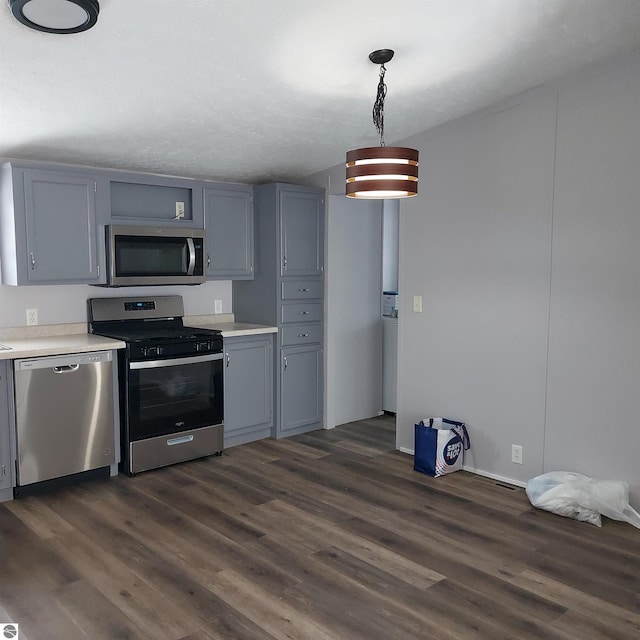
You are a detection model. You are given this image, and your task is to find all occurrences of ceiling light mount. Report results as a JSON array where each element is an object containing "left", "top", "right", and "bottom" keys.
[
  {"left": 346, "top": 49, "right": 419, "bottom": 199},
  {"left": 9, "top": 0, "right": 99, "bottom": 34},
  {"left": 368, "top": 49, "right": 394, "bottom": 65}
]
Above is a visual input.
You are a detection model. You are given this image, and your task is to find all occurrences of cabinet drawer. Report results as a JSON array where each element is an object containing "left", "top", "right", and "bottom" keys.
[
  {"left": 281, "top": 280, "right": 323, "bottom": 300},
  {"left": 281, "top": 303, "right": 323, "bottom": 324},
  {"left": 281, "top": 323, "right": 323, "bottom": 346}
]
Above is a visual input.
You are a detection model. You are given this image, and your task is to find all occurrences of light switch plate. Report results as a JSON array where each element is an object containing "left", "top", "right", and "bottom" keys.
[
  {"left": 412, "top": 295, "right": 423, "bottom": 313},
  {"left": 214, "top": 299, "right": 223, "bottom": 314}
]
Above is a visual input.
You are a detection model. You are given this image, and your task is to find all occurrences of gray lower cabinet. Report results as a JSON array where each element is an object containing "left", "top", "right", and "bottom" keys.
[
  {"left": 0, "top": 360, "right": 14, "bottom": 498},
  {"left": 223, "top": 334, "right": 273, "bottom": 448},
  {"left": 280, "top": 344, "right": 323, "bottom": 433},
  {"left": 0, "top": 164, "right": 101, "bottom": 285},
  {"left": 204, "top": 183, "right": 253, "bottom": 279},
  {"left": 233, "top": 183, "right": 325, "bottom": 439}
]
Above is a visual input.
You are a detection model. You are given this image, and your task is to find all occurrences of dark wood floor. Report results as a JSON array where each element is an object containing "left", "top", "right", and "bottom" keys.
[{"left": 1, "top": 415, "right": 640, "bottom": 639}]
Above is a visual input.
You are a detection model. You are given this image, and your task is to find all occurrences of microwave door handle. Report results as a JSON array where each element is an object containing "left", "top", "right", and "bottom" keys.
[{"left": 186, "top": 237, "right": 196, "bottom": 275}]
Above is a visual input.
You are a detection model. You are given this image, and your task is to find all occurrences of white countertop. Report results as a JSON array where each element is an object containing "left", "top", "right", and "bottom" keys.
[
  {"left": 0, "top": 317, "right": 275, "bottom": 360},
  {"left": 190, "top": 321, "right": 278, "bottom": 338},
  {"left": 0, "top": 333, "right": 125, "bottom": 360}
]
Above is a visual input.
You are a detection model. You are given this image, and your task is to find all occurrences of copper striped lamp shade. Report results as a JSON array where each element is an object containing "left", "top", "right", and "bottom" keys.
[{"left": 346, "top": 146, "right": 419, "bottom": 198}]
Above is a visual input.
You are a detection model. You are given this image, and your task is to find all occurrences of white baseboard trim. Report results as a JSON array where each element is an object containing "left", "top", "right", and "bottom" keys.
[
  {"left": 398, "top": 447, "right": 526, "bottom": 489},
  {"left": 461, "top": 466, "right": 527, "bottom": 489}
]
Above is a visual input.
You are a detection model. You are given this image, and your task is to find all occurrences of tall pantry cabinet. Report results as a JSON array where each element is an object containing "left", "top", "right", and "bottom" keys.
[{"left": 233, "top": 183, "right": 325, "bottom": 438}]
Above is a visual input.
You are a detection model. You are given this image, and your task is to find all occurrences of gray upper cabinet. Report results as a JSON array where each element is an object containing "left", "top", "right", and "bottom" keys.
[
  {"left": 233, "top": 182, "right": 325, "bottom": 439},
  {"left": 0, "top": 360, "right": 14, "bottom": 495},
  {"left": 223, "top": 334, "right": 273, "bottom": 448},
  {"left": 280, "top": 189, "right": 324, "bottom": 277},
  {"left": 203, "top": 184, "right": 253, "bottom": 279},
  {"left": 0, "top": 163, "right": 101, "bottom": 285}
]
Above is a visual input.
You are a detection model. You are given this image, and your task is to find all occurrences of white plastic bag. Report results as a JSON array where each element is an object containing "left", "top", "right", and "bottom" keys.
[{"left": 526, "top": 471, "right": 640, "bottom": 529}]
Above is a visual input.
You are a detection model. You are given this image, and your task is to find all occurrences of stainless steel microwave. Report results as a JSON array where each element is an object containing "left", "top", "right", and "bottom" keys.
[{"left": 105, "top": 225, "right": 206, "bottom": 287}]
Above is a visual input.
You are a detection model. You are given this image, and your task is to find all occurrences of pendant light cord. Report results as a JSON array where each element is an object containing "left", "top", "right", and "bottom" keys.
[{"left": 372, "top": 64, "right": 387, "bottom": 147}]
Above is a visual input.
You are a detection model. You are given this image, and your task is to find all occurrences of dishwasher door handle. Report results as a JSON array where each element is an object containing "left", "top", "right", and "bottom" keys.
[{"left": 53, "top": 364, "right": 80, "bottom": 373}]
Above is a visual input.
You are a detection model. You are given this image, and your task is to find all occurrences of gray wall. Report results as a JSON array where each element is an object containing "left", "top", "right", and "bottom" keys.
[
  {"left": 398, "top": 91, "right": 556, "bottom": 485},
  {"left": 324, "top": 195, "right": 383, "bottom": 428},
  {"left": 0, "top": 280, "right": 232, "bottom": 328},
  {"left": 306, "top": 51, "right": 640, "bottom": 505},
  {"left": 382, "top": 200, "right": 399, "bottom": 293}
]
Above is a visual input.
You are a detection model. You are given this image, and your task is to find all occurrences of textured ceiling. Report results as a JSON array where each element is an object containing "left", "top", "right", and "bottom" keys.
[{"left": 2, "top": 0, "right": 640, "bottom": 184}]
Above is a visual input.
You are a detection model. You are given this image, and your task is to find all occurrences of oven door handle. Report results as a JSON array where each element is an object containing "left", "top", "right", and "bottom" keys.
[{"left": 130, "top": 353, "right": 223, "bottom": 370}]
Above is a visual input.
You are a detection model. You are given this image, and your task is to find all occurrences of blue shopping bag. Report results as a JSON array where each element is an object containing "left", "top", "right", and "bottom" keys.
[{"left": 414, "top": 418, "right": 470, "bottom": 477}]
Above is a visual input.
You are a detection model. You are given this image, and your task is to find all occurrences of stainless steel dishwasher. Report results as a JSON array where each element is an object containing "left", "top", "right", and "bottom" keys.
[{"left": 14, "top": 351, "right": 116, "bottom": 486}]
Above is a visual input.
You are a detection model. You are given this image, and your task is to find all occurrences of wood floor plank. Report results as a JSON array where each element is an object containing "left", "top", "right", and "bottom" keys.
[
  {"left": 509, "top": 570, "right": 640, "bottom": 640},
  {"left": 46, "top": 529, "right": 200, "bottom": 640},
  {"left": 51, "top": 578, "right": 156, "bottom": 640},
  {"left": 4, "top": 494, "right": 76, "bottom": 539},
  {"left": 206, "top": 568, "right": 344, "bottom": 640}
]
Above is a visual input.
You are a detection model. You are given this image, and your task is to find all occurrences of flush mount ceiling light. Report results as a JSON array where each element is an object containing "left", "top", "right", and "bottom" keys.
[
  {"left": 9, "top": 0, "right": 99, "bottom": 34},
  {"left": 346, "top": 49, "right": 419, "bottom": 199}
]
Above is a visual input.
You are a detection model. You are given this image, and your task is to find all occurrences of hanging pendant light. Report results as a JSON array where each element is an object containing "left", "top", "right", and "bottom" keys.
[{"left": 346, "top": 49, "right": 419, "bottom": 199}]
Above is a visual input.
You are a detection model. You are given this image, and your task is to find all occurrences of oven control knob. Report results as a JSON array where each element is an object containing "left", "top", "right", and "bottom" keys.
[
  {"left": 196, "top": 341, "right": 209, "bottom": 352},
  {"left": 147, "top": 347, "right": 158, "bottom": 357}
]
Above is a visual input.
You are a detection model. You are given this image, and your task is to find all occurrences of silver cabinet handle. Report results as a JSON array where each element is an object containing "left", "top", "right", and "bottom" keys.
[
  {"left": 298, "top": 288, "right": 309, "bottom": 292},
  {"left": 53, "top": 364, "right": 80, "bottom": 373},
  {"left": 30, "top": 252, "right": 36, "bottom": 269},
  {"left": 298, "top": 311, "right": 309, "bottom": 315},
  {"left": 207, "top": 254, "right": 211, "bottom": 267},
  {"left": 297, "top": 333, "right": 309, "bottom": 338},
  {"left": 282, "top": 255, "right": 287, "bottom": 270},
  {"left": 226, "top": 353, "right": 230, "bottom": 368},
  {"left": 283, "top": 356, "right": 288, "bottom": 370},
  {"left": 1, "top": 465, "right": 5, "bottom": 477}
]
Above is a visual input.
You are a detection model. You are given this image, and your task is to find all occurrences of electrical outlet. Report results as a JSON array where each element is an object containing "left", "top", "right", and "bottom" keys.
[
  {"left": 26, "top": 308, "right": 38, "bottom": 326},
  {"left": 511, "top": 444, "right": 523, "bottom": 464},
  {"left": 214, "top": 299, "right": 223, "bottom": 314},
  {"left": 175, "top": 201, "right": 185, "bottom": 219},
  {"left": 413, "top": 295, "right": 423, "bottom": 313}
]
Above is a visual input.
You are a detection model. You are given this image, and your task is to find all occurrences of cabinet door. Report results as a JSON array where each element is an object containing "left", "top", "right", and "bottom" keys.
[
  {"left": 279, "top": 189, "right": 323, "bottom": 277},
  {"left": 224, "top": 336, "right": 273, "bottom": 446},
  {"left": 280, "top": 344, "right": 323, "bottom": 434},
  {"left": 204, "top": 185, "right": 253, "bottom": 279},
  {"left": 0, "top": 361, "right": 12, "bottom": 491},
  {"left": 24, "top": 169, "right": 99, "bottom": 283}
]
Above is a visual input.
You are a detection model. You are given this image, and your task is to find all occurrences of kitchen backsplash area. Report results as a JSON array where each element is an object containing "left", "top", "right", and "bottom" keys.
[{"left": 0, "top": 280, "right": 232, "bottom": 329}]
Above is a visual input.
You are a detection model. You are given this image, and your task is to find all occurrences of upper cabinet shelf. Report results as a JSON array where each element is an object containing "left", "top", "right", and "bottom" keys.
[{"left": 108, "top": 173, "right": 203, "bottom": 228}]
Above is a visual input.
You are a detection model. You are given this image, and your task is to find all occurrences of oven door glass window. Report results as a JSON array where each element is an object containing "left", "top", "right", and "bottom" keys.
[{"left": 128, "top": 353, "right": 223, "bottom": 440}]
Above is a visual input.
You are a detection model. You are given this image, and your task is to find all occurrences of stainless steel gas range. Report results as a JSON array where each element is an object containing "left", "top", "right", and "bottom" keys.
[{"left": 88, "top": 295, "right": 223, "bottom": 475}]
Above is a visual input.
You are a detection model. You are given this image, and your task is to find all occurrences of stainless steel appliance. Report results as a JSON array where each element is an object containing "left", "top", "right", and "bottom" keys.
[
  {"left": 14, "top": 351, "right": 116, "bottom": 486},
  {"left": 104, "top": 225, "right": 206, "bottom": 287},
  {"left": 88, "top": 295, "right": 223, "bottom": 475}
]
